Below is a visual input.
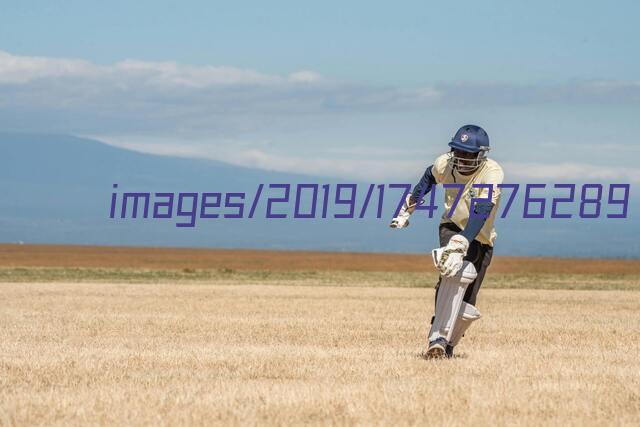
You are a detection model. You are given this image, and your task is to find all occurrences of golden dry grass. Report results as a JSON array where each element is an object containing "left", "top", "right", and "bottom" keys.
[{"left": 1, "top": 278, "right": 639, "bottom": 426}]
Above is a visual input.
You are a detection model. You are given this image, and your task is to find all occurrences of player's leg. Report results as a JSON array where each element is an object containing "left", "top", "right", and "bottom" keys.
[
  {"left": 448, "top": 302, "right": 481, "bottom": 348},
  {"left": 433, "top": 222, "right": 460, "bottom": 306},
  {"left": 445, "top": 243, "right": 493, "bottom": 356},
  {"left": 428, "top": 222, "right": 463, "bottom": 357},
  {"left": 426, "top": 254, "right": 477, "bottom": 358},
  {"left": 428, "top": 223, "right": 493, "bottom": 358},
  {"left": 464, "top": 243, "right": 493, "bottom": 306}
]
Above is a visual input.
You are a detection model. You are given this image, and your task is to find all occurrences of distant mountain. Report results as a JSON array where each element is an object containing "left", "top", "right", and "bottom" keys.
[
  {"left": 0, "top": 132, "right": 398, "bottom": 251},
  {"left": 1, "top": 133, "right": 638, "bottom": 257}
]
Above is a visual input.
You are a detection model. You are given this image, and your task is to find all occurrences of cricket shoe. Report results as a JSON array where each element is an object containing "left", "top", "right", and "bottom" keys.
[
  {"left": 445, "top": 344, "right": 454, "bottom": 358},
  {"left": 426, "top": 337, "right": 448, "bottom": 359}
]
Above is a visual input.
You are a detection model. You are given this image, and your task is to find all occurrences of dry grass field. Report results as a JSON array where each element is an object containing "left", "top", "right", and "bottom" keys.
[{"left": 1, "top": 245, "right": 640, "bottom": 426}]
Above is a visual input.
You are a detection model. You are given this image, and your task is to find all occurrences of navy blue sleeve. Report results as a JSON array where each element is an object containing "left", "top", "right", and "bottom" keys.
[
  {"left": 460, "top": 201, "right": 495, "bottom": 242},
  {"left": 411, "top": 165, "right": 437, "bottom": 203}
]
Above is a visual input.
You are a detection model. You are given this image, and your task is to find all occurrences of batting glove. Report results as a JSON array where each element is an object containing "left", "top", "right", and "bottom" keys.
[
  {"left": 390, "top": 194, "right": 417, "bottom": 229},
  {"left": 436, "top": 234, "right": 469, "bottom": 277}
]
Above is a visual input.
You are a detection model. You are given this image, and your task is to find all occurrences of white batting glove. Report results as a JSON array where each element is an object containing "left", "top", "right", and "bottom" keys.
[
  {"left": 436, "top": 234, "right": 469, "bottom": 277},
  {"left": 389, "top": 194, "right": 417, "bottom": 229}
]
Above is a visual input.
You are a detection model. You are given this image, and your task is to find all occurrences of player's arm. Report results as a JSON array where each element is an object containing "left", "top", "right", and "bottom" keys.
[
  {"left": 435, "top": 201, "right": 495, "bottom": 277},
  {"left": 390, "top": 165, "right": 437, "bottom": 228},
  {"left": 437, "top": 168, "right": 503, "bottom": 277},
  {"left": 410, "top": 165, "right": 437, "bottom": 206},
  {"left": 460, "top": 201, "right": 495, "bottom": 241},
  {"left": 459, "top": 168, "right": 503, "bottom": 242}
]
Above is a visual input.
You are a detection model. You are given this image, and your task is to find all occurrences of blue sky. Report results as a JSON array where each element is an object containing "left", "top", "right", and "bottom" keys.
[
  {"left": 1, "top": 0, "right": 639, "bottom": 182},
  {"left": 2, "top": 1, "right": 638, "bottom": 84}
]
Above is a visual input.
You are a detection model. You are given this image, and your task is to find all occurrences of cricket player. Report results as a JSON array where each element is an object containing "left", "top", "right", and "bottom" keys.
[{"left": 390, "top": 124, "right": 504, "bottom": 358}]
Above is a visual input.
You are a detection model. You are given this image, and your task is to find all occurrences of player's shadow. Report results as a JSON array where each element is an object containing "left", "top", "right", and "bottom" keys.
[{"left": 416, "top": 351, "right": 467, "bottom": 360}]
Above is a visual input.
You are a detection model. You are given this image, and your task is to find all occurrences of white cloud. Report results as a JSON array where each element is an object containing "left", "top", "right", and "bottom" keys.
[
  {"left": 503, "top": 162, "right": 640, "bottom": 184},
  {"left": 93, "top": 135, "right": 425, "bottom": 181},
  {"left": 0, "top": 50, "right": 100, "bottom": 83},
  {"left": 216, "top": 149, "right": 426, "bottom": 181},
  {"left": 288, "top": 70, "right": 323, "bottom": 83},
  {"left": 95, "top": 135, "right": 640, "bottom": 183},
  {"left": 0, "top": 50, "right": 281, "bottom": 86},
  {"left": 539, "top": 141, "right": 640, "bottom": 153},
  {"left": 1, "top": 49, "right": 637, "bottom": 130},
  {"left": 2, "top": 50, "right": 639, "bottom": 184},
  {"left": 113, "top": 60, "right": 285, "bottom": 87},
  {"left": 0, "top": 50, "right": 448, "bottom": 136}
]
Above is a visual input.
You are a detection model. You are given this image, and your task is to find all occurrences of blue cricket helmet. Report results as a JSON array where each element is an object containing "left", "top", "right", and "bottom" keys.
[
  {"left": 447, "top": 125, "right": 490, "bottom": 173},
  {"left": 449, "top": 124, "right": 490, "bottom": 153}
]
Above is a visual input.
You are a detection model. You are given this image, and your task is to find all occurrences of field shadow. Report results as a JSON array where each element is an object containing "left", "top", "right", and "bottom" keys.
[{"left": 416, "top": 351, "right": 467, "bottom": 361}]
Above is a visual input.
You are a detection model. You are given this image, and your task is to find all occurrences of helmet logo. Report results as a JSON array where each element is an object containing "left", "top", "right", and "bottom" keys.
[{"left": 461, "top": 134, "right": 469, "bottom": 142}]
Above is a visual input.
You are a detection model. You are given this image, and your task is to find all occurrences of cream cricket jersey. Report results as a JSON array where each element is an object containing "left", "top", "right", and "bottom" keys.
[{"left": 431, "top": 153, "right": 504, "bottom": 246}]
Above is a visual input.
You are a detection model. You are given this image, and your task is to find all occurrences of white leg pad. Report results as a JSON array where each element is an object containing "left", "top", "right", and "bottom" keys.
[
  {"left": 448, "top": 303, "right": 481, "bottom": 347},
  {"left": 428, "top": 261, "right": 477, "bottom": 343}
]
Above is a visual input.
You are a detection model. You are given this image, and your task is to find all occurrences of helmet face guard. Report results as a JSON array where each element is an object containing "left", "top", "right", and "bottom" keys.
[{"left": 446, "top": 147, "right": 489, "bottom": 173}]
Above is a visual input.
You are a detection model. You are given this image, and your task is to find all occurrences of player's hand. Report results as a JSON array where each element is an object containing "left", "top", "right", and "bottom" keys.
[
  {"left": 389, "top": 194, "right": 416, "bottom": 229},
  {"left": 436, "top": 234, "right": 469, "bottom": 277},
  {"left": 390, "top": 217, "right": 409, "bottom": 228}
]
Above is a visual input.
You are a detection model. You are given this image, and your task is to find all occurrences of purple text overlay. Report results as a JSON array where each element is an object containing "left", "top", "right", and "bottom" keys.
[{"left": 109, "top": 183, "right": 631, "bottom": 227}]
